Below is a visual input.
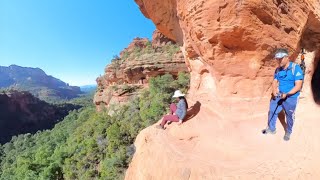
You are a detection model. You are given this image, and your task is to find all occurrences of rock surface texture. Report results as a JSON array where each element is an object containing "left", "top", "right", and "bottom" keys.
[{"left": 125, "top": 0, "right": 320, "bottom": 179}]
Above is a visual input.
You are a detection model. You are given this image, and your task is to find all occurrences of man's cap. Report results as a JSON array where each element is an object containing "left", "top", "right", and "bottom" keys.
[{"left": 274, "top": 49, "right": 289, "bottom": 59}]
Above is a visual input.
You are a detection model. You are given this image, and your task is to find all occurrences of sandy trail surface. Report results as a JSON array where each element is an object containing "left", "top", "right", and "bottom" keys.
[{"left": 126, "top": 94, "right": 320, "bottom": 180}]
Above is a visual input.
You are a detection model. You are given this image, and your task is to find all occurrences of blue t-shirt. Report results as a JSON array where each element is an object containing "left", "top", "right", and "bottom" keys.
[{"left": 274, "top": 62, "right": 304, "bottom": 98}]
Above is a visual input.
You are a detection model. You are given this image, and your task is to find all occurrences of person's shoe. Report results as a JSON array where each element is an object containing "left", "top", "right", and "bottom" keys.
[
  {"left": 283, "top": 132, "right": 291, "bottom": 141},
  {"left": 155, "top": 124, "right": 164, "bottom": 130},
  {"left": 262, "top": 128, "right": 276, "bottom": 134}
]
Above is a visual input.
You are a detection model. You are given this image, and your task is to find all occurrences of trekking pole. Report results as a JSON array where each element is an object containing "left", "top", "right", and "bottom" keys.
[
  {"left": 269, "top": 98, "right": 284, "bottom": 122},
  {"left": 262, "top": 94, "right": 284, "bottom": 134}
]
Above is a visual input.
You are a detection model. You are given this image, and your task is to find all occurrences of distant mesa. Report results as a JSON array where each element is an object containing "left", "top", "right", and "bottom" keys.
[
  {"left": 0, "top": 64, "right": 82, "bottom": 102},
  {"left": 80, "top": 84, "right": 97, "bottom": 93}
]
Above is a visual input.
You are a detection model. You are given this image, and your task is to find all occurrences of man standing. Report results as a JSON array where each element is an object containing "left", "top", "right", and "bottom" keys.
[{"left": 262, "top": 48, "right": 304, "bottom": 141}]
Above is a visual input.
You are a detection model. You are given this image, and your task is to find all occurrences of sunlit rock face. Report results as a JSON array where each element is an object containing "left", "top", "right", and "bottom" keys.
[
  {"left": 125, "top": 0, "right": 320, "bottom": 179},
  {"left": 134, "top": 0, "right": 320, "bottom": 99}
]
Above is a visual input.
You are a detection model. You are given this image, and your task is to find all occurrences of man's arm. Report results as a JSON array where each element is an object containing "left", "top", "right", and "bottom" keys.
[
  {"left": 272, "top": 67, "right": 279, "bottom": 97},
  {"left": 282, "top": 80, "right": 303, "bottom": 98},
  {"left": 288, "top": 80, "right": 303, "bottom": 95},
  {"left": 272, "top": 79, "right": 279, "bottom": 97},
  {"left": 281, "top": 64, "right": 304, "bottom": 99}
]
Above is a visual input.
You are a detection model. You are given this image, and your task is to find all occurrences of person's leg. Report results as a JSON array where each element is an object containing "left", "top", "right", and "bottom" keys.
[
  {"left": 160, "top": 115, "right": 179, "bottom": 127},
  {"left": 282, "top": 97, "right": 298, "bottom": 140},
  {"left": 267, "top": 97, "right": 283, "bottom": 132},
  {"left": 170, "top": 103, "right": 177, "bottom": 114}
]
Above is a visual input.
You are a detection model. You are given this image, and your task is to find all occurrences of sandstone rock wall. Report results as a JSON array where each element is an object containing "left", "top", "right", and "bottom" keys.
[
  {"left": 134, "top": 0, "right": 320, "bottom": 99},
  {"left": 125, "top": 1, "right": 320, "bottom": 179}
]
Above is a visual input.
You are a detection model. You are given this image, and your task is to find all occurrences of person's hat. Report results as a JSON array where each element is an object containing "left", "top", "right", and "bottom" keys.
[
  {"left": 274, "top": 50, "right": 289, "bottom": 59},
  {"left": 172, "top": 90, "right": 185, "bottom": 98}
]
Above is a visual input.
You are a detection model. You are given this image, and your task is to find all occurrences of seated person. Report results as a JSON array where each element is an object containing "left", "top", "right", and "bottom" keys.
[{"left": 156, "top": 90, "right": 188, "bottom": 129}]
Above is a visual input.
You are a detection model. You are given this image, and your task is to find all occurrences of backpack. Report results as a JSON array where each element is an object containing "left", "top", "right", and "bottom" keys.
[
  {"left": 291, "top": 62, "right": 298, "bottom": 76},
  {"left": 275, "top": 62, "right": 302, "bottom": 77}
]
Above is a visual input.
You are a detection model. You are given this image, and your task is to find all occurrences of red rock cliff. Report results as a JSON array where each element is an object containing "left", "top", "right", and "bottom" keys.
[
  {"left": 134, "top": 0, "right": 320, "bottom": 99},
  {"left": 94, "top": 30, "right": 188, "bottom": 111},
  {"left": 125, "top": 0, "right": 320, "bottom": 179}
]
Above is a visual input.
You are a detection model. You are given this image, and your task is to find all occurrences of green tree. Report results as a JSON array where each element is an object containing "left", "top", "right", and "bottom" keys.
[{"left": 0, "top": 72, "right": 190, "bottom": 180}]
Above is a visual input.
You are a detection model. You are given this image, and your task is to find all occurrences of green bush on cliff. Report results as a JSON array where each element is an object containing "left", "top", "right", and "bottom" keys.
[
  {"left": 163, "top": 43, "right": 180, "bottom": 58},
  {"left": 113, "top": 40, "right": 181, "bottom": 62},
  {"left": 140, "top": 72, "right": 189, "bottom": 125},
  {"left": 0, "top": 72, "right": 190, "bottom": 180},
  {"left": 121, "top": 51, "right": 130, "bottom": 60}
]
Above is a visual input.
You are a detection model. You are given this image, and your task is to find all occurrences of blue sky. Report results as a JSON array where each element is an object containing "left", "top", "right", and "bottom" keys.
[{"left": 0, "top": 0, "right": 155, "bottom": 86}]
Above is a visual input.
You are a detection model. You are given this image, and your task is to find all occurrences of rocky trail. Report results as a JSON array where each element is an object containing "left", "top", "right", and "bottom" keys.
[{"left": 126, "top": 94, "right": 320, "bottom": 179}]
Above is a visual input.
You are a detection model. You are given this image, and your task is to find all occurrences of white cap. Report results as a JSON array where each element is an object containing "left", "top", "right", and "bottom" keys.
[
  {"left": 274, "top": 52, "right": 288, "bottom": 59},
  {"left": 172, "top": 90, "right": 185, "bottom": 98}
]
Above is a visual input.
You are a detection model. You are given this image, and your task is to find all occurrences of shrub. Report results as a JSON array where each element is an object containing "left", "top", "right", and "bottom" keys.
[{"left": 121, "top": 51, "right": 130, "bottom": 60}]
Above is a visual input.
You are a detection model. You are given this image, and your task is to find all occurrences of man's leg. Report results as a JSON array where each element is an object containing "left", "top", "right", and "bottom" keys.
[
  {"left": 267, "top": 97, "right": 283, "bottom": 132},
  {"left": 282, "top": 97, "right": 298, "bottom": 140}
]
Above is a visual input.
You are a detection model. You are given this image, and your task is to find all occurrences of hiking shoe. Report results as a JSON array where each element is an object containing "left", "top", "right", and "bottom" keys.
[
  {"left": 262, "top": 128, "right": 276, "bottom": 135},
  {"left": 283, "top": 132, "right": 291, "bottom": 141},
  {"left": 155, "top": 124, "right": 164, "bottom": 130}
]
